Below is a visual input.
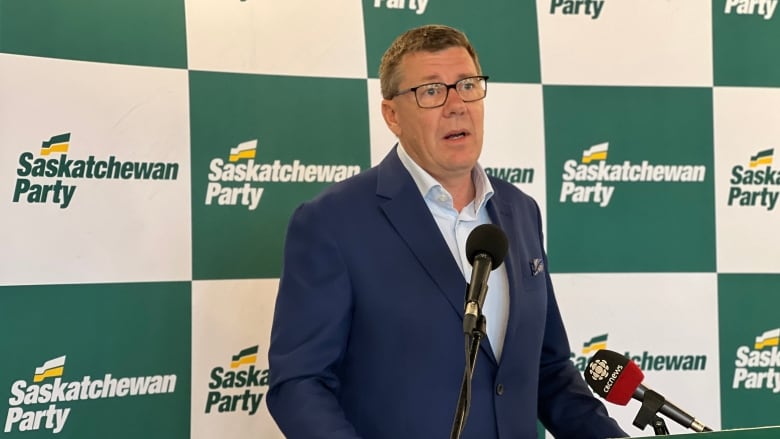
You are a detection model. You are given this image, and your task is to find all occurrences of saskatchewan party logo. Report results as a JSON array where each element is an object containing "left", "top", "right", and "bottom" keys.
[
  {"left": 5, "top": 355, "right": 177, "bottom": 434},
  {"left": 205, "top": 345, "right": 268, "bottom": 415},
  {"left": 570, "top": 333, "right": 707, "bottom": 373},
  {"left": 12, "top": 133, "right": 179, "bottom": 209},
  {"left": 727, "top": 148, "right": 778, "bottom": 210},
  {"left": 560, "top": 142, "right": 706, "bottom": 207},
  {"left": 733, "top": 328, "right": 780, "bottom": 393},
  {"left": 205, "top": 139, "right": 361, "bottom": 211}
]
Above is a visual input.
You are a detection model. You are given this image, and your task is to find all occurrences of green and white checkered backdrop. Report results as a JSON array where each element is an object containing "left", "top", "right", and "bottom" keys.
[{"left": 1, "top": 1, "right": 779, "bottom": 437}]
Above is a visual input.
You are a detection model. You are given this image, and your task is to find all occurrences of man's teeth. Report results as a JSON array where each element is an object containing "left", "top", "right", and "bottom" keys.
[{"left": 447, "top": 132, "right": 466, "bottom": 139}]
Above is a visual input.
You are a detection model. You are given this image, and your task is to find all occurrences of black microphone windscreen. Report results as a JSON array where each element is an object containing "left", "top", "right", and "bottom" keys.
[
  {"left": 465, "top": 224, "right": 508, "bottom": 267},
  {"left": 584, "top": 349, "right": 645, "bottom": 406}
]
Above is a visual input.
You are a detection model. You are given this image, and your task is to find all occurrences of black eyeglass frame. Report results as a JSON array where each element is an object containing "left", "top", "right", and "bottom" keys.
[{"left": 391, "top": 75, "right": 489, "bottom": 109}]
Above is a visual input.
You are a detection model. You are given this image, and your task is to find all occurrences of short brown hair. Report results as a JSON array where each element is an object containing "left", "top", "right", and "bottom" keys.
[{"left": 379, "top": 25, "right": 481, "bottom": 100}]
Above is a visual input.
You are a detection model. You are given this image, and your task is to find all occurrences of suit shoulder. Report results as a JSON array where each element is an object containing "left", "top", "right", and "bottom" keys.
[{"left": 303, "top": 165, "right": 379, "bottom": 209}]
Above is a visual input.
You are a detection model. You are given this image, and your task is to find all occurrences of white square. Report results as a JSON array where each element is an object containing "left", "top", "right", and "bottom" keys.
[
  {"left": 185, "top": 0, "right": 367, "bottom": 78},
  {"left": 0, "top": 54, "right": 191, "bottom": 285},
  {"left": 191, "top": 279, "right": 283, "bottom": 439},
  {"left": 714, "top": 86, "right": 780, "bottom": 273},
  {"left": 537, "top": 0, "right": 713, "bottom": 86}
]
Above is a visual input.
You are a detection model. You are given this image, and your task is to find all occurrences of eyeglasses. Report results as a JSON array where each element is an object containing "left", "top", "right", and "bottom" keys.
[{"left": 391, "top": 75, "right": 489, "bottom": 109}]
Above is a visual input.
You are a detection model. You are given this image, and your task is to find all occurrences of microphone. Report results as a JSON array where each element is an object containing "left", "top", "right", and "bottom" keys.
[
  {"left": 462, "top": 224, "right": 508, "bottom": 334},
  {"left": 584, "top": 349, "right": 712, "bottom": 433}
]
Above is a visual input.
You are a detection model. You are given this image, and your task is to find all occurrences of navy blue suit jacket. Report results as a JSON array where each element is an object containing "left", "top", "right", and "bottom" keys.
[{"left": 267, "top": 148, "right": 626, "bottom": 439}]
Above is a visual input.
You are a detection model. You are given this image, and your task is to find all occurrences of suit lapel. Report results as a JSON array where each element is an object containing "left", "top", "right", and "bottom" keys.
[
  {"left": 376, "top": 148, "right": 509, "bottom": 366},
  {"left": 376, "top": 148, "right": 467, "bottom": 322}
]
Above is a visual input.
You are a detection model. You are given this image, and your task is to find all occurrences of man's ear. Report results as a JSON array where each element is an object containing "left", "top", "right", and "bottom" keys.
[{"left": 381, "top": 99, "right": 402, "bottom": 138}]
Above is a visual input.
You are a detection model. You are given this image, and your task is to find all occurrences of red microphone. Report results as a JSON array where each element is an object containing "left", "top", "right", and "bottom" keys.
[{"left": 584, "top": 349, "right": 712, "bottom": 433}]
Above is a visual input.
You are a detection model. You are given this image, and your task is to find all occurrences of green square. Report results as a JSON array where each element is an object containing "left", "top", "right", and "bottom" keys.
[
  {"left": 543, "top": 86, "right": 716, "bottom": 272},
  {"left": 0, "top": 0, "right": 187, "bottom": 68},
  {"left": 713, "top": 0, "right": 780, "bottom": 87},
  {"left": 189, "top": 71, "right": 370, "bottom": 280},
  {"left": 362, "top": 1, "right": 540, "bottom": 83},
  {"left": 0, "top": 282, "right": 191, "bottom": 438},
  {"left": 718, "top": 274, "right": 780, "bottom": 429}
]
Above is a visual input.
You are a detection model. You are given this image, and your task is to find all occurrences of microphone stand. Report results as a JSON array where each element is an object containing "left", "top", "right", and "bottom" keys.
[
  {"left": 651, "top": 417, "right": 670, "bottom": 436},
  {"left": 632, "top": 389, "right": 669, "bottom": 435},
  {"left": 450, "top": 311, "right": 486, "bottom": 439}
]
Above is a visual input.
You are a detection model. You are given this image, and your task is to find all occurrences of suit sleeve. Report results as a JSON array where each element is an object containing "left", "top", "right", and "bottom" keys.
[
  {"left": 266, "top": 201, "right": 363, "bottom": 439},
  {"left": 531, "top": 203, "right": 628, "bottom": 439}
]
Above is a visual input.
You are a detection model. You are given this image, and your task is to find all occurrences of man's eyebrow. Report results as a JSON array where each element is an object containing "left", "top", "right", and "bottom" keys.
[{"left": 415, "top": 73, "right": 477, "bottom": 83}]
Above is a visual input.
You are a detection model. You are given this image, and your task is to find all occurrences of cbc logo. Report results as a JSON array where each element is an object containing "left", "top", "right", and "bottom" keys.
[{"left": 588, "top": 359, "right": 610, "bottom": 381}]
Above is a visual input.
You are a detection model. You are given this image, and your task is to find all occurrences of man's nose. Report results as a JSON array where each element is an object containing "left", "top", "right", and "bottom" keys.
[{"left": 443, "top": 87, "right": 466, "bottom": 114}]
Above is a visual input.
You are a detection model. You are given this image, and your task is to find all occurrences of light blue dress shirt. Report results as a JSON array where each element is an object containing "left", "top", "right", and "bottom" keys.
[{"left": 396, "top": 144, "right": 510, "bottom": 361}]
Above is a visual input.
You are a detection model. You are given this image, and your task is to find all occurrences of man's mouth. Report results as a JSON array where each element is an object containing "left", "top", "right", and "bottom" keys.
[{"left": 444, "top": 130, "right": 468, "bottom": 140}]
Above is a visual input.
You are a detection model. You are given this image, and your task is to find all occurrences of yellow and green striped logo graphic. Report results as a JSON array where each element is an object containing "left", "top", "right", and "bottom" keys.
[
  {"left": 571, "top": 334, "right": 610, "bottom": 371},
  {"left": 581, "top": 142, "right": 608, "bottom": 164},
  {"left": 582, "top": 333, "right": 608, "bottom": 354},
  {"left": 228, "top": 140, "right": 257, "bottom": 163},
  {"left": 230, "top": 345, "right": 259, "bottom": 368},
  {"left": 749, "top": 148, "right": 774, "bottom": 168},
  {"left": 40, "top": 133, "right": 70, "bottom": 156},
  {"left": 32, "top": 355, "right": 66, "bottom": 383},
  {"left": 754, "top": 328, "right": 780, "bottom": 350}
]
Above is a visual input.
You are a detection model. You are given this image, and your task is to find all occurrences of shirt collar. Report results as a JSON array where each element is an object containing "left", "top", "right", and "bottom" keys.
[{"left": 396, "top": 143, "right": 494, "bottom": 214}]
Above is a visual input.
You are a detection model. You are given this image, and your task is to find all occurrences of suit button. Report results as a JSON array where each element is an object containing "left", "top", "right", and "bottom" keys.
[{"left": 496, "top": 383, "right": 504, "bottom": 396}]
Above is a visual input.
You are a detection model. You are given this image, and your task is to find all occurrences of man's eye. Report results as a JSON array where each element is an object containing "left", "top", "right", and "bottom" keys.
[{"left": 423, "top": 85, "right": 442, "bottom": 96}]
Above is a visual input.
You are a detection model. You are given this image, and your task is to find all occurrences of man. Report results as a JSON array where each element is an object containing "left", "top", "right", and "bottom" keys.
[{"left": 267, "top": 25, "right": 627, "bottom": 439}]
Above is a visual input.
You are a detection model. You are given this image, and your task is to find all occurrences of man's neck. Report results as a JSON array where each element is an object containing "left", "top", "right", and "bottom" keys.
[
  {"left": 395, "top": 144, "right": 479, "bottom": 212},
  {"left": 437, "top": 173, "right": 476, "bottom": 213}
]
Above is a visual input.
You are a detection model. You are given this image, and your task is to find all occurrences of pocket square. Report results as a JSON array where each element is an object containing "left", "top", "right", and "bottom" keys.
[{"left": 530, "top": 258, "right": 544, "bottom": 276}]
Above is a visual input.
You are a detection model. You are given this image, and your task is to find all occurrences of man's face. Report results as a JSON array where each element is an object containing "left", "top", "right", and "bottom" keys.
[{"left": 381, "top": 47, "right": 484, "bottom": 183}]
